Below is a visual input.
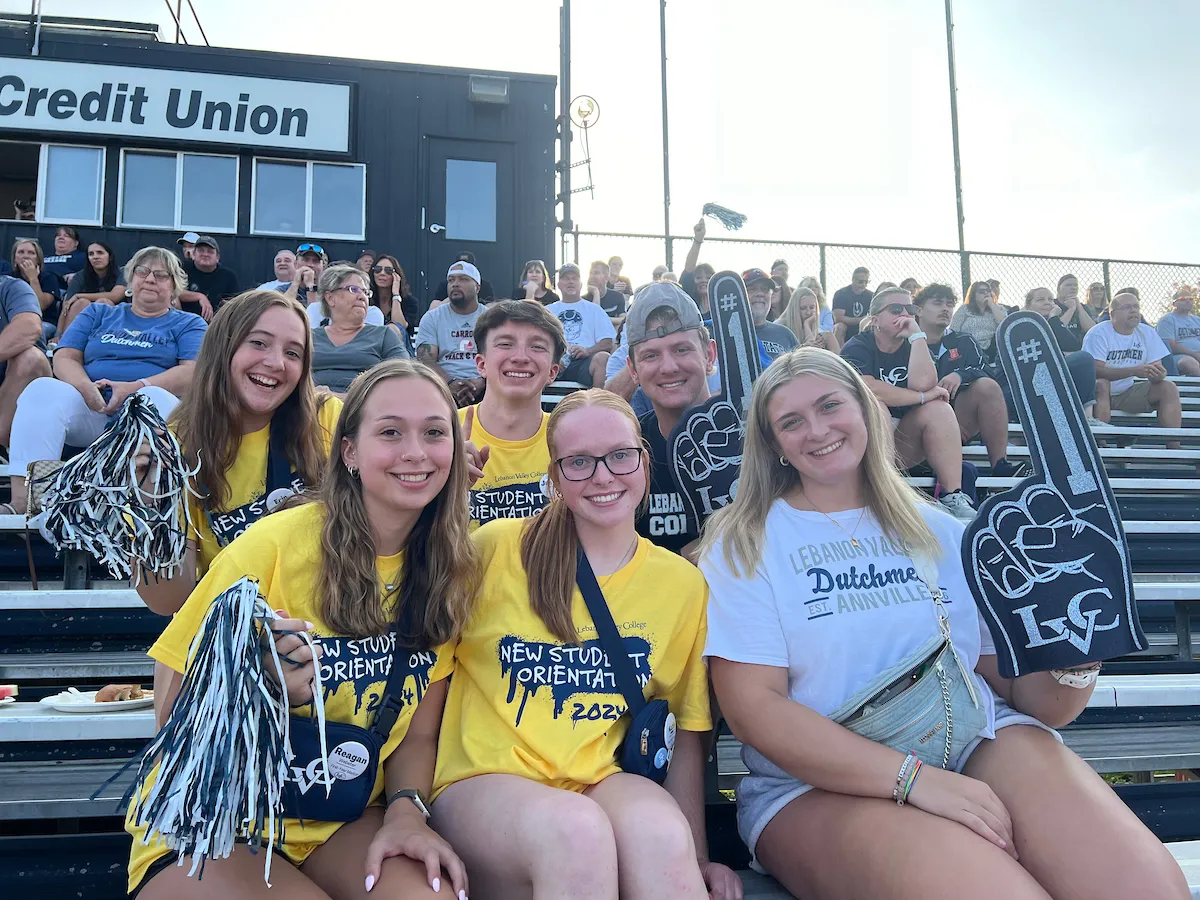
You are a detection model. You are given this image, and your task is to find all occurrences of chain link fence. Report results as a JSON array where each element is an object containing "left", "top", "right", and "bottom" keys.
[{"left": 569, "top": 230, "right": 1196, "bottom": 322}]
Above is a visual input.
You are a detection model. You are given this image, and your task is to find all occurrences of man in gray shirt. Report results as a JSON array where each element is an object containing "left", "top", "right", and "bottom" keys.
[
  {"left": 1157, "top": 288, "right": 1200, "bottom": 376},
  {"left": 0, "top": 275, "right": 52, "bottom": 445},
  {"left": 416, "top": 260, "right": 486, "bottom": 406},
  {"left": 743, "top": 268, "right": 799, "bottom": 364}
]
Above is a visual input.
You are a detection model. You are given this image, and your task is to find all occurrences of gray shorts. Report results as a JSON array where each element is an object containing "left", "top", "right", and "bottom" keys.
[{"left": 736, "top": 693, "right": 1062, "bottom": 871}]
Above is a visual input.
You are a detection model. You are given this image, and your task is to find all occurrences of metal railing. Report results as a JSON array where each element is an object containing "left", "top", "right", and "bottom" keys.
[{"left": 567, "top": 229, "right": 1200, "bottom": 322}]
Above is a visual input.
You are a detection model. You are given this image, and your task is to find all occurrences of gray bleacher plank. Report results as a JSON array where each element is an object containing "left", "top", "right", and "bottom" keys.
[
  {"left": 0, "top": 703, "right": 154, "bottom": 742},
  {"left": 1108, "top": 674, "right": 1200, "bottom": 707},
  {"left": 0, "top": 514, "right": 27, "bottom": 531},
  {"left": 1166, "top": 842, "right": 1200, "bottom": 900},
  {"left": 0, "top": 650, "right": 152, "bottom": 680},
  {"left": 0, "top": 758, "right": 134, "bottom": 820},
  {"left": 0, "top": 589, "right": 141, "bottom": 610},
  {"left": 1007, "top": 424, "right": 1200, "bottom": 442},
  {"left": 908, "top": 477, "right": 1200, "bottom": 493},
  {"left": 961, "top": 446, "right": 1200, "bottom": 462},
  {"left": 1125, "top": 521, "right": 1200, "bottom": 534},
  {"left": 737, "top": 871, "right": 793, "bottom": 898}
]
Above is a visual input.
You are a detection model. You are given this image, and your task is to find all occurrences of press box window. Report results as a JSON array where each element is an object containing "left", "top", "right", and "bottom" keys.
[
  {"left": 0, "top": 141, "right": 103, "bottom": 226},
  {"left": 252, "top": 159, "right": 365, "bottom": 240},
  {"left": 445, "top": 159, "right": 496, "bottom": 242},
  {"left": 118, "top": 150, "right": 238, "bottom": 233}
]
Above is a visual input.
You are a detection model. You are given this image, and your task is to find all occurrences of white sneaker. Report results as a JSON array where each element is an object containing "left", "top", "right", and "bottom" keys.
[
  {"left": 939, "top": 490, "right": 977, "bottom": 523},
  {"left": 1087, "top": 416, "right": 1114, "bottom": 430}
]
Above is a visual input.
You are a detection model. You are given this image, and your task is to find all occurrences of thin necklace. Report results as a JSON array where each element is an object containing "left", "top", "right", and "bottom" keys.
[
  {"left": 800, "top": 492, "right": 867, "bottom": 548},
  {"left": 596, "top": 534, "right": 640, "bottom": 588}
]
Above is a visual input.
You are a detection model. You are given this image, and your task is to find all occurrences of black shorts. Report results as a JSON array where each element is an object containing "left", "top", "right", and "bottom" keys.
[
  {"left": 129, "top": 840, "right": 294, "bottom": 897},
  {"left": 557, "top": 355, "right": 593, "bottom": 384}
]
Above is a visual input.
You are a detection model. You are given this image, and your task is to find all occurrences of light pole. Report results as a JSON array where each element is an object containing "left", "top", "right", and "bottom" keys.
[
  {"left": 660, "top": 0, "right": 672, "bottom": 269},
  {"left": 944, "top": 0, "right": 969, "bottom": 292}
]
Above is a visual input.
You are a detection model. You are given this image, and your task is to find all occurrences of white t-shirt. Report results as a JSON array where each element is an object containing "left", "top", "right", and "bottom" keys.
[
  {"left": 1082, "top": 321, "right": 1170, "bottom": 395},
  {"left": 305, "top": 301, "right": 384, "bottom": 328},
  {"left": 546, "top": 298, "right": 616, "bottom": 363},
  {"left": 701, "top": 500, "right": 996, "bottom": 731}
]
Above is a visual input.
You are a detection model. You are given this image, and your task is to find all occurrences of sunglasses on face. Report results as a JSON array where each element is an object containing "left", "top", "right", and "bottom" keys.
[
  {"left": 372, "top": 265, "right": 395, "bottom": 274},
  {"left": 885, "top": 303, "right": 918, "bottom": 316},
  {"left": 297, "top": 243, "right": 325, "bottom": 255}
]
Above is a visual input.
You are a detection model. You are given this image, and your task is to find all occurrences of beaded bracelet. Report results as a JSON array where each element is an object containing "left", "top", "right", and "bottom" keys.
[
  {"left": 893, "top": 753, "right": 917, "bottom": 804},
  {"left": 900, "top": 759, "right": 923, "bottom": 805}
]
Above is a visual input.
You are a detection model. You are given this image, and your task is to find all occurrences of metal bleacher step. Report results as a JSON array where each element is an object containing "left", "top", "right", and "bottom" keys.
[
  {"left": 0, "top": 650, "right": 153, "bottom": 681},
  {"left": 0, "top": 758, "right": 134, "bottom": 821}
]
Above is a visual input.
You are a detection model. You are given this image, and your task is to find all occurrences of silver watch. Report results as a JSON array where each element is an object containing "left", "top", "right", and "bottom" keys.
[
  {"left": 387, "top": 788, "right": 431, "bottom": 819},
  {"left": 1049, "top": 664, "right": 1101, "bottom": 689}
]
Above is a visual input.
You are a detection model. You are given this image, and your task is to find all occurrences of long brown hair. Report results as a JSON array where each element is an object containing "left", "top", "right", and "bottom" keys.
[
  {"left": 172, "top": 290, "right": 327, "bottom": 512},
  {"left": 519, "top": 390, "right": 649, "bottom": 642},
  {"left": 318, "top": 359, "right": 478, "bottom": 642}
]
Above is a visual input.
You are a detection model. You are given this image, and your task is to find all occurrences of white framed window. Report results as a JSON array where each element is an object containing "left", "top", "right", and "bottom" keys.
[
  {"left": 117, "top": 149, "right": 239, "bottom": 233},
  {"left": 0, "top": 140, "right": 105, "bottom": 225},
  {"left": 251, "top": 158, "right": 366, "bottom": 240}
]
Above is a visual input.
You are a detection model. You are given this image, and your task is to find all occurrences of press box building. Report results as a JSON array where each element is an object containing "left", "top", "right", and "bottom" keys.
[{"left": 0, "top": 16, "right": 557, "bottom": 300}]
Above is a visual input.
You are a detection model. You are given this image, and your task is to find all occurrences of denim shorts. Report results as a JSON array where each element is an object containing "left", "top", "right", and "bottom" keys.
[{"left": 736, "top": 690, "right": 1062, "bottom": 872}]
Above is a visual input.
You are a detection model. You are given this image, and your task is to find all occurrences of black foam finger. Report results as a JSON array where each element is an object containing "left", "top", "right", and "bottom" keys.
[{"left": 707, "top": 272, "right": 762, "bottom": 417}]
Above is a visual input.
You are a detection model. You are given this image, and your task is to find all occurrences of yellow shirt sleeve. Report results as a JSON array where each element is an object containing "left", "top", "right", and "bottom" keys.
[{"left": 666, "top": 579, "right": 712, "bottom": 733}]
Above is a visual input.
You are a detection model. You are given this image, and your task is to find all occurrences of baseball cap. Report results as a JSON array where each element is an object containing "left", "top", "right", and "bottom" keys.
[
  {"left": 625, "top": 281, "right": 704, "bottom": 346},
  {"left": 177, "top": 231, "right": 200, "bottom": 245},
  {"left": 558, "top": 263, "right": 580, "bottom": 277},
  {"left": 447, "top": 260, "right": 481, "bottom": 284},
  {"left": 742, "top": 268, "right": 775, "bottom": 288},
  {"left": 194, "top": 235, "right": 219, "bottom": 251}
]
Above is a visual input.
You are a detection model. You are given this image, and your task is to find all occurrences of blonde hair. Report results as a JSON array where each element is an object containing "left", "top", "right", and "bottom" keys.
[
  {"left": 699, "top": 347, "right": 941, "bottom": 577},
  {"left": 862, "top": 286, "right": 913, "bottom": 333},
  {"left": 520, "top": 390, "right": 650, "bottom": 642},
  {"left": 124, "top": 247, "right": 188, "bottom": 298},
  {"left": 777, "top": 287, "right": 819, "bottom": 339},
  {"left": 795, "top": 276, "right": 828, "bottom": 309},
  {"left": 318, "top": 359, "right": 478, "bottom": 642}
]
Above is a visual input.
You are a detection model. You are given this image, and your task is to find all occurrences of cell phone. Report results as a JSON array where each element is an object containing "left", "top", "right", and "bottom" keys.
[{"left": 99, "top": 385, "right": 113, "bottom": 404}]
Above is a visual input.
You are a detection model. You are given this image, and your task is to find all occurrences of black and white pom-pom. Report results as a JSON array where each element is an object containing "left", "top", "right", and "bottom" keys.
[
  {"left": 125, "top": 577, "right": 330, "bottom": 883},
  {"left": 702, "top": 202, "right": 747, "bottom": 231},
  {"left": 33, "top": 392, "right": 199, "bottom": 582}
]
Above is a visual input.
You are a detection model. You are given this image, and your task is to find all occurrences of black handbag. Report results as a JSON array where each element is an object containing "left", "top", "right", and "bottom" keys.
[
  {"left": 575, "top": 546, "right": 677, "bottom": 785},
  {"left": 279, "top": 633, "right": 413, "bottom": 822},
  {"left": 204, "top": 422, "right": 299, "bottom": 549}
]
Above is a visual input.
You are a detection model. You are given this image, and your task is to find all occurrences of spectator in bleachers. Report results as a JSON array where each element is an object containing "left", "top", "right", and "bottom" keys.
[
  {"left": 281, "top": 242, "right": 327, "bottom": 307},
  {"left": 57, "top": 242, "right": 127, "bottom": 335},
  {"left": 432, "top": 250, "right": 496, "bottom": 305},
  {"left": 369, "top": 254, "right": 419, "bottom": 338},
  {"left": 0, "top": 275, "right": 52, "bottom": 447},
  {"left": 1053, "top": 273, "right": 1096, "bottom": 340},
  {"left": 841, "top": 287, "right": 976, "bottom": 521},
  {"left": 586, "top": 259, "right": 627, "bottom": 329},
  {"left": 256, "top": 249, "right": 296, "bottom": 292},
  {"left": 796, "top": 275, "right": 835, "bottom": 331},
  {"left": 179, "top": 236, "right": 239, "bottom": 322},
  {"left": 1022, "top": 287, "right": 1101, "bottom": 424},
  {"left": 6, "top": 248, "right": 206, "bottom": 514},
  {"left": 42, "top": 226, "right": 86, "bottom": 293},
  {"left": 1085, "top": 291, "right": 1182, "bottom": 443},
  {"left": 417, "top": 260, "right": 488, "bottom": 407},
  {"left": 434, "top": 388, "right": 735, "bottom": 900},
  {"left": 779, "top": 287, "right": 840, "bottom": 353},
  {"left": 514, "top": 258, "right": 560, "bottom": 306},
  {"left": 461, "top": 300, "right": 565, "bottom": 528},
  {"left": 547, "top": 263, "right": 614, "bottom": 388},
  {"left": 949, "top": 280, "right": 1007, "bottom": 355},
  {"left": 624, "top": 283, "right": 715, "bottom": 556},
  {"left": 913, "top": 284, "right": 1024, "bottom": 477},
  {"left": 986, "top": 277, "right": 1002, "bottom": 306},
  {"left": 127, "top": 359, "right": 475, "bottom": 900},
  {"left": 312, "top": 265, "right": 410, "bottom": 396},
  {"left": 1157, "top": 288, "right": 1200, "bottom": 377},
  {"left": 355, "top": 247, "right": 376, "bottom": 274},
  {"left": 175, "top": 231, "right": 199, "bottom": 260},
  {"left": 134, "top": 289, "right": 340, "bottom": 618},
  {"left": 771, "top": 258, "right": 790, "bottom": 293},
  {"left": 768, "top": 274, "right": 789, "bottom": 322},
  {"left": 10, "top": 238, "right": 59, "bottom": 318},
  {"left": 832, "top": 266, "right": 872, "bottom": 343},
  {"left": 698, "top": 347, "right": 1190, "bottom": 900},
  {"left": 680, "top": 217, "right": 713, "bottom": 316},
  {"left": 608, "top": 254, "right": 624, "bottom": 287},
  {"left": 652, "top": 264, "right": 669, "bottom": 281},
  {"left": 900, "top": 276, "right": 921, "bottom": 297},
  {"left": 1085, "top": 281, "right": 1109, "bottom": 320},
  {"left": 745, "top": 268, "right": 800, "bottom": 364}
]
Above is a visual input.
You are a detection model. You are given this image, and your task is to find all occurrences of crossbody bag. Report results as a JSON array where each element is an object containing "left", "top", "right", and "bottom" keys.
[{"left": 575, "top": 546, "right": 677, "bottom": 785}]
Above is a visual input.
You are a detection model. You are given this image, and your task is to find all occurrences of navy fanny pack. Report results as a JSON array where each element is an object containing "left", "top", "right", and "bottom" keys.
[
  {"left": 575, "top": 547, "right": 677, "bottom": 785},
  {"left": 279, "top": 639, "right": 412, "bottom": 822}
]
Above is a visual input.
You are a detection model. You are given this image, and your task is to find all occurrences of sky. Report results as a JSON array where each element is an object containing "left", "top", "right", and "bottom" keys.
[{"left": 6, "top": 0, "right": 1200, "bottom": 299}]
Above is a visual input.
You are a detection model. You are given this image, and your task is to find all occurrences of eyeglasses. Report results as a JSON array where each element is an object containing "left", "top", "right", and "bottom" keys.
[
  {"left": 372, "top": 265, "right": 395, "bottom": 274},
  {"left": 337, "top": 285, "right": 368, "bottom": 296},
  {"left": 555, "top": 447, "right": 643, "bottom": 482},
  {"left": 133, "top": 265, "right": 172, "bottom": 282},
  {"left": 884, "top": 303, "right": 918, "bottom": 316},
  {"left": 297, "top": 243, "right": 325, "bottom": 255}
]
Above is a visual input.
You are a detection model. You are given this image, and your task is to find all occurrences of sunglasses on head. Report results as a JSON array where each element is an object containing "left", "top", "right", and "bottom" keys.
[
  {"left": 885, "top": 303, "right": 918, "bottom": 316},
  {"left": 297, "top": 243, "right": 325, "bottom": 255},
  {"left": 372, "top": 265, "right": 395, "bottom": 274}
]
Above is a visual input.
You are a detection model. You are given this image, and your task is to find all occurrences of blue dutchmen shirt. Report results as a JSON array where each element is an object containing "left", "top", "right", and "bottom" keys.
[{"left": 59, "top": 303, "right": 207, "bottom": 383}]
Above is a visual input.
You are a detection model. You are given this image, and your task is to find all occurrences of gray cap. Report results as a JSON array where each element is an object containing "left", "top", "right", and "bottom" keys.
[{"left": 625, "top": 281, "right": 704, "bottom": 346}]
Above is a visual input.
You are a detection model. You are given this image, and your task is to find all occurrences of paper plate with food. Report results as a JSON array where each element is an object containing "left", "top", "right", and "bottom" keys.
[{"left": 43, "top": 684, "right": 154, "bottom": 712}]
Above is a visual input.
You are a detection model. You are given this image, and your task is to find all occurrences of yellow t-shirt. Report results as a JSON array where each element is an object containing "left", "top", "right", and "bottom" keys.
[
  {"left": 459, "top": 404, "right": 551, "bottom": 529},
  {"left": 188, "top": 398, "right": 342, "bottom": 576},
  {"left": 432, "top": 517, "right": 711, "bottom": 798},
  {"left": 127, "top": 502, "right": 454, "bottom": 892}
]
